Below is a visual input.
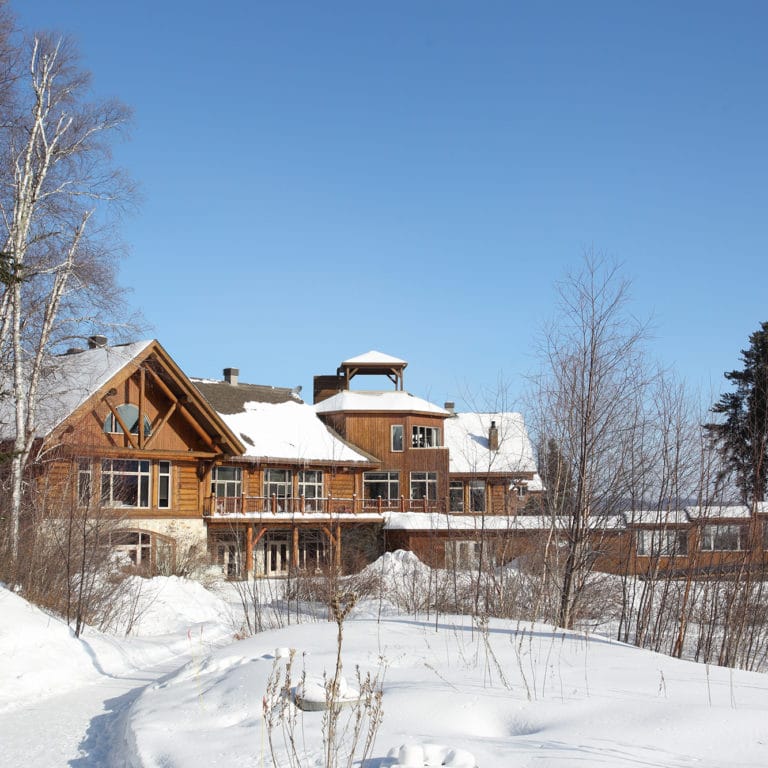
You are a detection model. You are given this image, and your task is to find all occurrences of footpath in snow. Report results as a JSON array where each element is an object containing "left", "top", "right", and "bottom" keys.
[
  {"left": 0, "top": 577, "right": 236, "bottom": 768},
  {"left": 3, "top": 560, "right": 768, "bottom": 767}
]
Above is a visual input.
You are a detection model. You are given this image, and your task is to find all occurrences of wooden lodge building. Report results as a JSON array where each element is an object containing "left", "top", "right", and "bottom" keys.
[{"left": 5, "top": 338, "right": 768, "bottom": 579}]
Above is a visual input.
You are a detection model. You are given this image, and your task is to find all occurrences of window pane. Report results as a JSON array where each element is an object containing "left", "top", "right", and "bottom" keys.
[
  {"left": 392, "top": 425, "right": 403, "bottom": 452},
  {"left": 450, "top": 481, "right": 464, "bottom": 512},
  {"left": 469, "top": 480, "right": 486, "bottom": 512},
  {"left": 158, "top": 461, "right": 171, "bottom": 508},
  {"left": 364, "top": 471, "right": 399, "bottom": 502}
]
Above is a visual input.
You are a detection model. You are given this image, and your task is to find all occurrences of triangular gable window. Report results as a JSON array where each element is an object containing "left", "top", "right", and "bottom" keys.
[{"left": 104, "top": 403, "right": 151, "bottom": 437}]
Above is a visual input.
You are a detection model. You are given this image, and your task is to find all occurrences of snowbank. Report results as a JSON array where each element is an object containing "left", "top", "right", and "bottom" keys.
[
  {"left": 106, "top": 575, "right": 237, "bottom": 636},
  {"left": 0, "top": 585, "right": 101, "bottom": 712},
  {"left": 124, "top": 614, "right": 768, "bottom": 768},
  {"left": 0, "top": 576, "right": 237, "bottom": 714}
]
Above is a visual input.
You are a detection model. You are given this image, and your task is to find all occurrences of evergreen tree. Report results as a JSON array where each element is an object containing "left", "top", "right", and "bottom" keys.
[
  {"left": 539, "top": 437, "right": 574, "bottom": 516},
  {"left": 705, "top": 322, "right": 768, "bottom": 503}
]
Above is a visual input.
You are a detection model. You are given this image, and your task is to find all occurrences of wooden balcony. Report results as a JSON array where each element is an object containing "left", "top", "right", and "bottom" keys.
[{"left": 204, "top": 495, "right": 441, "bottom": 517}]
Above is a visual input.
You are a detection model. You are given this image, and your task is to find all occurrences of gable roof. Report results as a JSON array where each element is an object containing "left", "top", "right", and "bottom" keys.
[
  {"left": 443, "top": 412, "right": 538, "bottom": 475},
  {"left": 192, "top": 380, "right": 298, "bottom": 413},
  {"left": 0, "top": 340, "right": 245, "bottom": 455},
  {"left": 315, "top": 390, "right": 448, "bottom": 416},
  {"left": 0, "top": 340, "right": 153, "bottom": 439},
  {"left": 192, "top": 378, "right": 375, "bottom": 465}
]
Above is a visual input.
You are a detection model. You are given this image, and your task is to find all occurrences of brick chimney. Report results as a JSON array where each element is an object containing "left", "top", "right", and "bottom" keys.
[
  {"left": 488, "top": 420, "right": 499, "bottom": 451},
  {"left": 223, "top": 367, "right": 239, "bottom": 386}
]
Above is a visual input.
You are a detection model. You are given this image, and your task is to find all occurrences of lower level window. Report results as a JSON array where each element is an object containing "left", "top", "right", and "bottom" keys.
[
  {"left": 701, "top": 524, "right": 747, "bottom": 551},
  {"left": 636, "top": 529, "right": 688, "bottom": 556},
  {"left": 469, "top": 480, "right": 486, "bottom": 513},
  {"left": 101, "top": 459, "right": 150, "bottom": 508},
  {"left": 445, "top": 540, "right": 479, "bottom": 569},
  {"left": 449, "top": 481, "right": 464, "bottom": 512},
  {"left": 111, "top": 530, "right": 151, "bottom": 566},
  {"left": 298, "top": 530, "right": 327, "bottom": 572}
]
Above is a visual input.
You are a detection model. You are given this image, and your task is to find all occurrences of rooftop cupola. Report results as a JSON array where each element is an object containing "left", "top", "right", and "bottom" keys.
[{"left": 338, "top": 350, "right": 408, "bottom": 391}]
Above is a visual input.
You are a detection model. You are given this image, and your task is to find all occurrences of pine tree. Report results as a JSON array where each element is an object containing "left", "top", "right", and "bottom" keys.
[
  {"left": 539, "top": 437, "right": 574, "bottom": 516},
  {"left": 705, "top": 322, "right": 768, "bottom": 503}
]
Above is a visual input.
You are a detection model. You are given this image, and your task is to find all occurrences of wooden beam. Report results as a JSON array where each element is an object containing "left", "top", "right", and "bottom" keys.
[
  {"left": 143, "top": 402, "right": 178, "bottom": 449},
  {"left": 104, "top": 398, "right": 137, "bottom": 450},
  {"left": 292, "top": 526, "right": 299, "bottom": 571},
  {"left": 138, "top": 367, "right": 146, "bottom": 449},
  {"left": 246, "top": 525, "right": 253, "bottom": 575},
  {"left": 146, "top": 366, "right": 216, "bottom": 449}
]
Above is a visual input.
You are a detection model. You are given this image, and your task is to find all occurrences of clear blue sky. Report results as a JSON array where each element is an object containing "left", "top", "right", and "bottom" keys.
[{"left": 14, "top": 1, "right": 768, "bottom": 410}]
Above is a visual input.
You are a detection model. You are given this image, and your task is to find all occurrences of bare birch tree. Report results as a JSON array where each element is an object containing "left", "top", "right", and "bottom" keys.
[
  {"left": 0, "top": 31, "right": 132, "bottom": 560},
  {"left": 530, "top": 255, "right": 651, "bottom": 628}
]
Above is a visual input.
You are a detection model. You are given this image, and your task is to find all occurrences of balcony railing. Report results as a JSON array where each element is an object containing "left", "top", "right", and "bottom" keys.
[{"left": 204, "top": 495, "right": 441, "bottom": 517}]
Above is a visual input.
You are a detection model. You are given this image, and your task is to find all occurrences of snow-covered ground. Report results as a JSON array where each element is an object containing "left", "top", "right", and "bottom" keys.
[{"left": 2, "top": 561, "right": 768, "bottom": 767}]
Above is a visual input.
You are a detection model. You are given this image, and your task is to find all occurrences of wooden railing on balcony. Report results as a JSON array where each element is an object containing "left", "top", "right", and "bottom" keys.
[{"left": 203, "top": 495, "right": 441, "bottom": 517}]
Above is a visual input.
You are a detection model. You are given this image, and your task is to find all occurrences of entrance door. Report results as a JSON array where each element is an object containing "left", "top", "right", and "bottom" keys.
[
  {"left": 264, "top": 533, "right": 290, "bottom": 576},
  {"left": 218, "top": 542, "right": 241, "bottom": 578}
]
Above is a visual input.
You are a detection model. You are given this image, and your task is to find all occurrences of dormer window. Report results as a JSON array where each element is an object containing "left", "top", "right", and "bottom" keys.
[{"left": 104, "top": 403, "right": 151, "bottom": 437}]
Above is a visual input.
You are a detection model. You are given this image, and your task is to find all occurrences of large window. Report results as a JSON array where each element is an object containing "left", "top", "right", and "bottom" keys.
[
  {"left": 636, "top": 529, "right": 688, "bottom": 556},
  {"left": 469, "top": 480, "right": 486, "bottom": 513},
  {"left": 364, "top": 471, "right": 400, "bottom": 505},
  {"left": 211, "top": 466, "right": 242, "bottom": 513},
  {"left": 101, "top": 459, "right": 151, "bottom": 508},
  {"left": 701, "top": 524, "right": 747, "bottom": 552},
  {"left": 410, "top": 471, "right": 437, "bottom": 502},
  {"left": 264, "top": 469, "right": 292, "bottom": 509},
  {"left": 391, "top": 424, "right": 404, "bottom": 452},
  {"left": 449, "top": 481, "right": 464, "bottom": 513},
  {"left": 299, "top": 469, "right": 323, "bottom": 511},
  {"left": 412, "top": 425, "right": 440, "bottom": 448},
  {"left": 103, "top": 403, "right": 151, "bottom": 437}
]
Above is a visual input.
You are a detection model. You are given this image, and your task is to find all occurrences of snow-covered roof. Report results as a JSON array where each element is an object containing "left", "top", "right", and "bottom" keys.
[
  {"left": 622, "top": 505, "right": 766, "bottom": 524},
  {"left": 443, "top": 412, "right": 537, "bottom": 474},
  {"left": 623, "top": 510, "right": 691, "bottom": 526},
  {"left": 0, "top": 340, "right": 153, "bottom": 439},
  {"left": 524, "top": 473, "right": 545, "bottom": 492},
  {"left": 342, "top": 350, "right": 407, "bottom": 366},
  {"left": 685, "top": 504, "right": 753, "bottom": 520},
  {"left": 314, "top": 390, "right": 448, "bottom": 416},
  {"left": 210, "top": 511, "right": 384, "bottom": 523},
  {"left": 218, "top": 400, "right": 373, "bottom": 464},
  {"left": 384, "top": 512, "right": 625, "bottom": 531}
]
